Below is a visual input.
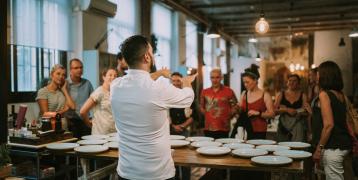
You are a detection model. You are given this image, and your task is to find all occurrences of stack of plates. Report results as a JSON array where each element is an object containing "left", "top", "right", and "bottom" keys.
[
  {"left": 191, "top": 141, "right": 222, "bottom": 148},
  {"left": 107, "top": 132, "right": 118, "bottom": 137},
  {"left": 251, "top": 156, "right": 293, "bottom": 166},
  {"left": 232, "top": 148, "right": 268, "bottom": 158},
  {"left": 77, "top": 139, "right": 108, "bottom": 145},
  {"left": 197, "top": 146, "right": 231, "bottom": 156},
  {"left": 170, "top": 140, "right": 190, "bottom": 148},
  {"left": 186, "top": 136, "right": 214, "bottom": 142},
  {"left": 46, "top": 143, "right": 79, "bottom": 150},
  {"left": 215, "top": 138, "right": 243, "bottom": 144},
  {"left": 104, "top": 142, "right": 119, "bottom": 149},
  {"left": 256, "top": 145, "right": 290, "bottom": 152},
  {"left": 74, "top": 145, "right": 109, "bottom": 153},
  {"left": 273, "top": 150, "right": 312, "bottom": 159},
  {"left": 246, "top": 139, "right": 276, "bottom": 145},
  {"left": 278, "top": 142, "right": 311, "bottom": 149},
  {"left": 223, "top": 143, "right": 255, "bottom": 150},
  {"left": 106, "top": 136, "right": 119, "bottom": 142},
  {"left": 81, "top": 135, "right": 109, "bottom": 140},
  {"left": 170, "top": 135, "right": 186, "bottom": 140}
]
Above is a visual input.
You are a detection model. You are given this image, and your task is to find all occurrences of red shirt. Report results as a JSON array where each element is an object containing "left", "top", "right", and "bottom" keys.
[
  {"left": 201, "top": 85, "right": 237, "bottom": 132},
  {"left": 241, "top": 96, "right": 267, "bottom": 132}
]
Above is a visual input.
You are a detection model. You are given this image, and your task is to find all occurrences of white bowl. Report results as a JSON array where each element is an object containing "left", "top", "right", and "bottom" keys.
[
  {"left": 104, "top": 142, "right": 119, "bottom": 149},
  {"left": 74, "top": 145, "right": 109, "bottom": 153},
  {"left": 46, "top": 143, "right": 79, "bottom": 150},
  {"left": 251, "top": 155, "right": 293, "bottom": 166},
  {"left": 246, "top": 139, "right": 276, "bottom": 145},
  {"left": 223, "top": 143, "right": 255, "bottom": 149},
  {"left": 77, "top": 139, "right": 108, "bottom": 145},
  {"left": 232, "top": 148, "right": 268, "bottom": 158},
  {"left": 273, "top": 150, "right": 312, "bottom": 159},
  {"left": 197, "top": 146, "right": 231, "bottom": 156},
  {"left": 170, "top": 135, "right": 186, "bottom": 140},
  {"left": 170, "top": 140, "right": 190, "bottom": 148},
  {"left": 278, "top": 142, "right": 311, "bottom": 149},
  {"left": 191, "top": 141, "right": 222, "bottom": 148},
  {"left": 215, "top": 138, "right": 244, "bottom": 144},
  {"left": 186, "top": 136, "right": 214, "bottom": 142},
  {"left": 256, "top": 145, "right": 290, "bottom": 152},
  {"left": 81, "top": 135, "right": 109, "bottom": 140}
]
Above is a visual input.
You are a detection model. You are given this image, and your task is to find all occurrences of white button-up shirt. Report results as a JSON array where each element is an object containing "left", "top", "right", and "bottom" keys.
[{"left": 110, "top": 69, "right": 194, "bottom": 180}]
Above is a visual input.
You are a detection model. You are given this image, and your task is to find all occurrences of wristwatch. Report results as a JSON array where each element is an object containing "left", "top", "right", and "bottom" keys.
[{"left": 319, "top": 144, "right": 324, "bottom": 149}]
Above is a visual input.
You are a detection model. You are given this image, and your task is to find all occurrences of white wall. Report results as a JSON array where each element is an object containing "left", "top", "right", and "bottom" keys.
[
  {"left": 230, "top": 56, "right": 257, "bottom": 99},
  {"left": 314, "top": 30, "right": 353, "bottom": 96}
]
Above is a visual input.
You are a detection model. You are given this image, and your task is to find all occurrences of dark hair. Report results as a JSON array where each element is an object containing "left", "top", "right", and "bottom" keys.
[
  {"left": 242, "top": 64, "right": 260, "bottom": 79},
  {"left": 117, "top": 52, "right": 123, "bottom": 61},
  {"left": 101, "top": 68, "right": 117, "bottom": 77},
  {"left": 69, "top": 58, "right": 82, "bottom": 67},
  {"left": 311, "top": 67, "right": 318, "bottom": 73},
  {"left": 120, "top": 35, "right": 149, "bottom": 67},
  {"left": 318, "top": 61, "right": 343, "bottom": 91},
  {"left": 288, "top": 74, "right": 301, "bottom": 82},
  {"left": 171, "top": 72, "right": 183, "bottom": 78}
]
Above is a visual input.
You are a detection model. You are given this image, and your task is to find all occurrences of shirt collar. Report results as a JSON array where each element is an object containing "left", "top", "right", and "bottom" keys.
[
  {"left": 68, "top": 77, "right": 83, "bottom": 85},
  {"left": 127, "top": 69, "right": 150, "bottom": 76},
  {"left": 211, "top": 84, "right": 223, "bottom": 91}
]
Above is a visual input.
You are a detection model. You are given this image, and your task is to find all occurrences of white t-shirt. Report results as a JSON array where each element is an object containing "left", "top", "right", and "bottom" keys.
[
  {"left": 90, "top": 86, "right": 116, "bottom": 135},
  {"left": 110, "top": 69, "right": 194, "bottom": 180}
]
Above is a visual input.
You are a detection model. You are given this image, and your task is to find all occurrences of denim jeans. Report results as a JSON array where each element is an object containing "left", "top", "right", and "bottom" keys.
[{"left": 322, "top": 149, "right": 350, "bottom": 180}]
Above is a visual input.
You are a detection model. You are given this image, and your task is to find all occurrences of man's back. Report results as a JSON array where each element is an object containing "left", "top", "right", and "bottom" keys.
[{"left": 111, "top": 70, "right": 194, "bottom": 180}]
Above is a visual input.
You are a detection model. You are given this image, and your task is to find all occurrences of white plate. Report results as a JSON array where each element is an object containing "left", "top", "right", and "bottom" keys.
[
  {"left": 191, "top": 141, "right": 222, "bottom": 148},
  {"left": 186, "top": 136, "right": 214, "bottom": 142},
  {"left": 246, "top": 139, "right": 276, "bottom": 145},
  {"left": 107, "top": 132, "right": 118, "bottom": 137},
  {"left": 77, "top": 139, "right": 108, "bottom": 145},
  {"left": 278, "top": 142, "right": 311, "bottom": 149},
  {"left": 273, "top": 150, "right": 312, "bottom": 159},
  {"left": 251, "top": 156, "right": 293, "bottom": 166},
  {"left": 74, "top": 145, "right": 109, "bottom": 153},
  {"left": 104, "top": 142, "right": 119, "bottom": 149},
  {"left": 170, "top": 135, "right": 186, "bottom": 140},
  {"left": 81, "top": 135, "right": 109, "bottom": 140},
  {"left": 256, "top": 145, "right": 290, "bottom": 152},
  {"left": 106, "top": 136, "right": 119, "bottom": 142},
  {"left": 215, "top": 138, "right": 244, "bottom": 144},
  {"left": 232, "top": 148, "right": 268, "bottom": 158},
  {"left": 170, "top": 140, "right": 190, "bottom": 148},
  {"left": 197, "top": 146, "right": 231, "bottom": 156},
  {"left": 46, "top": 143, "right": 79, "bottom": 150},
  {"left": 223, "top": 143, "right": 255, "bottom": 149}
]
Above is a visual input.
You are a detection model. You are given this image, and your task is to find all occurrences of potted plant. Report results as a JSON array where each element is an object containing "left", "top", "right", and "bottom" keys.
[{"left": 0, "top": 143, "right": 12, "bottom": 178}]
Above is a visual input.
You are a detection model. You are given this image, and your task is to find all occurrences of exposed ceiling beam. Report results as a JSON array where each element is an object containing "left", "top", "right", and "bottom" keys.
[{"left": 158, "top": 0, "right": 238, "bottom": 42}]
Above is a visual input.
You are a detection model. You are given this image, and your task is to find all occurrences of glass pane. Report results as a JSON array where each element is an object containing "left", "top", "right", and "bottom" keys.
[{"left": 185, "top": 21, "right": 198, "bottom": 68}]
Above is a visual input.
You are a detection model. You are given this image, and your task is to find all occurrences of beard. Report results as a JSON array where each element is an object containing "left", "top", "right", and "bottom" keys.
[{"left": 150, "top": 56, "right": 157, "bottom": 73}]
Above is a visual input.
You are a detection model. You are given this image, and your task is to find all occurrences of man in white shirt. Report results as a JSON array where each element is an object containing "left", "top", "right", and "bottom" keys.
[{"left": 110, "top": 35, "right": 196, "bottom": 180}]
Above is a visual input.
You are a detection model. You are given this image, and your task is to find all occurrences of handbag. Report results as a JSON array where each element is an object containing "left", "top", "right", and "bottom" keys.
[
  {"left": 230, "top": 91, "right": 250, "bottom": 139},
  {"left": 344, "top": 95, "right": 358, "bottom": 136}
]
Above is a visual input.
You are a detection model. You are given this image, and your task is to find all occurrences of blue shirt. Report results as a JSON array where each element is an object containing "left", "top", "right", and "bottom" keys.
[{"left": 67, "top": 77, "right": 94, "bottom": 115}]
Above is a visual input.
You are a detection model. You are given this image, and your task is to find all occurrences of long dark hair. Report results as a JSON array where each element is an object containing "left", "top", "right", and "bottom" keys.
[{"left": 318, "top": 61, "right": 343, "bottom": 91}]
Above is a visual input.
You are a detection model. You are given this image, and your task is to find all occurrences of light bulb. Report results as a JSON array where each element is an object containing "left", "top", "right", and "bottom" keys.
[{"left": 255, "top": 17, "right": 269, "bottom": 34}]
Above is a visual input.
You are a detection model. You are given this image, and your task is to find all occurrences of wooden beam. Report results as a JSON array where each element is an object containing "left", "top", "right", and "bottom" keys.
[
  {"left": 208, "top": 3, "right": 358, "bottom": 16},
  {"left": 0, "top": 0, "right": 8, "bottom": 143},
  {"left": 140, "top": 0, "right": 152, "bottom": 38},
  {"left": 158, "top": 0, "right": 238, "bottom": 43}
]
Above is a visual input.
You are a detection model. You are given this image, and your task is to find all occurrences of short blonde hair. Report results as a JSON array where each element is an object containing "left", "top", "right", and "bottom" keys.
[
  {"left": 210, "top": 68, "right": 222, "bottom": 76},
  {"left": 50, "top": 64, "right": 65, "bottom": 75}
]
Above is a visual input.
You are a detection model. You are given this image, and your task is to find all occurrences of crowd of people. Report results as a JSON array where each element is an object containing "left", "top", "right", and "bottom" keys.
[{"left": 35, "top": 35, "right": 356, "bottom": 180}]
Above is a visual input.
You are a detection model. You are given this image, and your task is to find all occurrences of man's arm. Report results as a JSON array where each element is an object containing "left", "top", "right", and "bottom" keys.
[{"left": 150, "top": 68, "right": 171, "bottom": 80}]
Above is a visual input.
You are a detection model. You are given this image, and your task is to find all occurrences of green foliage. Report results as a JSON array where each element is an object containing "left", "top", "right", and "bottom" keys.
[{"left": 0, "top": 144, "right": 11, "bottom": 168}]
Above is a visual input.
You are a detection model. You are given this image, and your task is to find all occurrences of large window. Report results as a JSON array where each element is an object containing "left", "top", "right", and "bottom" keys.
[
  {"left": 108, "top": 0, "right": 139, "bottom": 54},
  {"left": 9, "top": 0, "right": 71, "bottom": 102},
  {"left": 185, "top": 20, "right": 197, "bottom": 68},
  {"left": 203, "top": 36, "right": 213, "bottom": 88},
  {"left": 152, "top": 3, "right": 173, "bottom": 69}
]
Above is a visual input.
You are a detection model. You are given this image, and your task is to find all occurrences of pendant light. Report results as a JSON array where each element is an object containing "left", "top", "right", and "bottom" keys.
[
  {"left": 349, "top": 28, "right": 358, "bottom": 38},
  {"left": 255, "top": 0, "right": 269, "bottom": 34},
  {"left": 207, "top": 24, "right": 220, "bottom": 38}
]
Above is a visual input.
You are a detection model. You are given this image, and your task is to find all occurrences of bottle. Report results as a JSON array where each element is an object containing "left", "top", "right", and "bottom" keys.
[
  {"left": 11, "top": 105, "right": 17, "bottom": 128},
  {"left": 55, "top": 113, "right": 62, "bottom": 132}
]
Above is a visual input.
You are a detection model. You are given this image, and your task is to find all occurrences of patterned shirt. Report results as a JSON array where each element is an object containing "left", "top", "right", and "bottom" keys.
[{"left": 200, "top": 85, "right": 237, "bottom": 132}]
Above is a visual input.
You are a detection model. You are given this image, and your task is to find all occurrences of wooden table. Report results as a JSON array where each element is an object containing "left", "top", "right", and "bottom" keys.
[{"left": 70, "top": 147, "right": 304, "bottom": 174}]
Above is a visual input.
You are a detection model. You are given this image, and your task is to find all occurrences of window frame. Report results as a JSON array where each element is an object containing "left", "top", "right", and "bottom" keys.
[{"left": 8, "top": 44, "right": 67, "bottom": 103}]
